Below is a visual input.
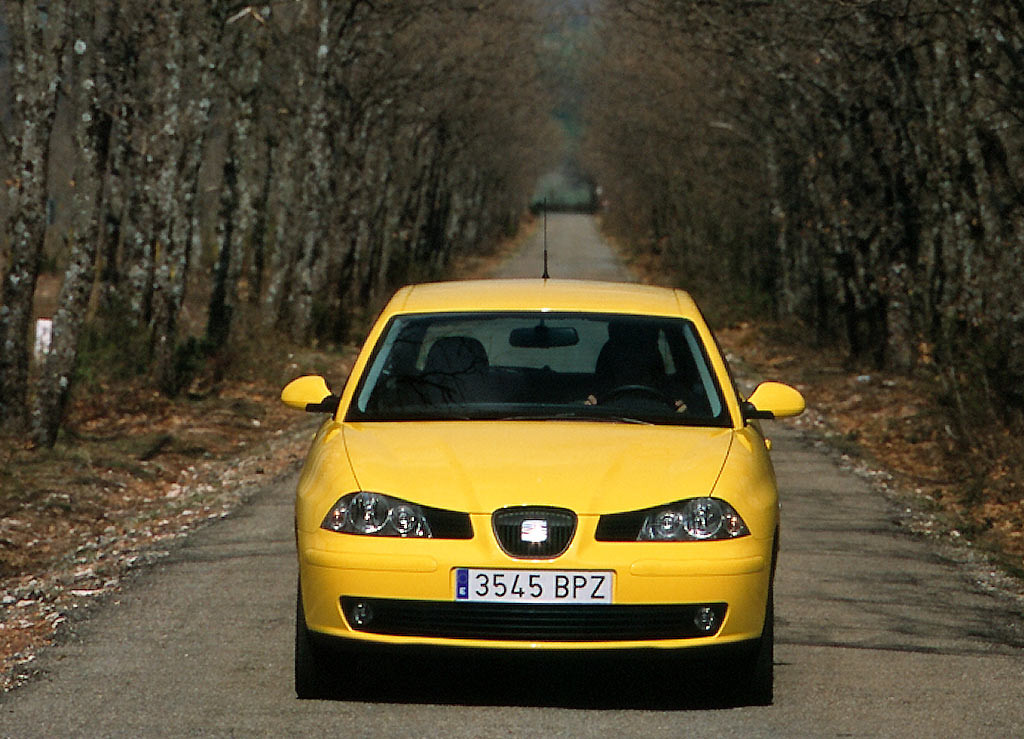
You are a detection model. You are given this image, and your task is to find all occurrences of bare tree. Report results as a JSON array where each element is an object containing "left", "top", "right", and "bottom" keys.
[
  {"left": 585, "top": 0, "right": 1024, "bottom": 433},
  {"left": 0, "top": 2, "right": 70, "bottom": 433},
  {"left": 1, "top": 0, "right": 557, "bottom": 443},
  {"left": 30, "top": 2, "right": 116, "bottom": 446}
]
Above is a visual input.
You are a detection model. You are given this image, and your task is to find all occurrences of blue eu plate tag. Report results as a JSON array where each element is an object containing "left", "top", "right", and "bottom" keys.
[{"left": 455, "top": 568, "right": 469, "bottom": 600}]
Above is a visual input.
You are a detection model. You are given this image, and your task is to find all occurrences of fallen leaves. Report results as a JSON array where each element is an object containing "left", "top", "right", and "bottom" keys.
[
  {"left": 0, "top": 352, "right": 354, "bottom": 692},
  {"left": 716, "top": 320, "right": 1024, "bottom": 576}
]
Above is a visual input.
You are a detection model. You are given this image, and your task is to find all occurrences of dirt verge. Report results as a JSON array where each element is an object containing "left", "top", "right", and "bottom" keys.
[
  {"left": 619, "top": 243, "right": 1024, "bottom": 588},
  {"left": 0, "top": 349, "right": 356, "bottom": 692}
]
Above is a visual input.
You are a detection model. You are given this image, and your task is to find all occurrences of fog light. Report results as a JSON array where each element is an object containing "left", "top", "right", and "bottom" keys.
[
  {"left": 348, "top": 600, "right": 374, "bottom": 627},
  {"left": 694, "top": 606, "right": 718, "bottom": 633}
]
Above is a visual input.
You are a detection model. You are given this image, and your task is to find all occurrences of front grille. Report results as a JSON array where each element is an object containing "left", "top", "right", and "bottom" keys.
[
  {"left": 492, "top": 506, "right": 576, "bottom": 558},
  {"left": 341, "top": 598, "right": 727, "bottom": 641}
]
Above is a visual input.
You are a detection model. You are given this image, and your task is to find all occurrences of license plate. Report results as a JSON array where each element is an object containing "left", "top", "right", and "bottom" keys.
[{"left": 455, "top": 568, "right": 613, "bottom": 604}]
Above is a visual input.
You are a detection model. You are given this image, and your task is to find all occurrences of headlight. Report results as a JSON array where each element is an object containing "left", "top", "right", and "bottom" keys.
[
  {"left": 321, "top": 492, "right": 431, "bottom": 537},
  {"left": 640, "top": 498, "right": 748, "bottom": 541},
  {"left": 596, "top": 497, "right": 750, "bottom": 542},
  {"left": 320, "top": 492, "right": 474, "bottom": 539}
]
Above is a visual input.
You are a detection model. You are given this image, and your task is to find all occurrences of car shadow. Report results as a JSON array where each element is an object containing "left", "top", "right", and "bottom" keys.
[{"left": 314, "top": 648, "right": 754, "bottom": 710}]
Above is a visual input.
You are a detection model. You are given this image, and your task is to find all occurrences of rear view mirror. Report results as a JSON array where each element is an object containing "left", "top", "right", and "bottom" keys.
[
  {"left": 281, "top": 375, "right": 340, "bottom": 414},
  {"left": 509, "top": 324, "right": 579, "bottom": 348},
  {"left": 743, "top": 381, "right": 805, "bottom": 421}
]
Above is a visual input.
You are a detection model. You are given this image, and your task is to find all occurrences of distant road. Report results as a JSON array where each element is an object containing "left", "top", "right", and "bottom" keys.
[
  {"left": 2, "top": 214, "right": 1023, "bottom": 737},
  {"left": 493, "top": 212, "right": 629, "bottom": 280}
]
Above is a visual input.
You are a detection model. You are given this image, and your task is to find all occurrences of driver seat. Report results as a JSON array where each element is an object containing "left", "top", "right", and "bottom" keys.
[
  {"left": 595, "top": 324, "right": 665, "bottom": 396},
  {"left": 422, "top": 336, "right": 492, "bottom": 404}
]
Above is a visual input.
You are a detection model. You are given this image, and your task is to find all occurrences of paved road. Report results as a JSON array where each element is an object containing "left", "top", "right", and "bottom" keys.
[
  {"left": 493, "top": 212, "right": 629, "bottom": 281},
  {"left": 2, "top": 215, "right": 1023, "bottom": 737}
]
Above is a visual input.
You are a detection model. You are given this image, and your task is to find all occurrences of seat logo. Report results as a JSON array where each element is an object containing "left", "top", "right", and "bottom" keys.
[{"left": 521, "top": 519, "right": 548, "bottom": 543}]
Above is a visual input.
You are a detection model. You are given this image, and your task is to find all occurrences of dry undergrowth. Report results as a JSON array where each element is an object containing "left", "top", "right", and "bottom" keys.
[
  {"left": 0, "top": 347, "right": 357, "bottom": 691},
  {"left": 623, "top": 244, "right": 1024, "bottom": 580}
]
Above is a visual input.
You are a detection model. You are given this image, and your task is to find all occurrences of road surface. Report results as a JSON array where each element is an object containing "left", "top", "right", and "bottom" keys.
[{"left": 2, "top": 215, "right": 1022, "bottom": 737}]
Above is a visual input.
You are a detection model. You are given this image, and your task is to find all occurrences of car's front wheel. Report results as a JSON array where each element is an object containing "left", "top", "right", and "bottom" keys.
[
  {"left": 295, "top": 583, "right": 338, "bottom": 699},
  {"left": 733, "top": 584, "right": 774, "bottom": 706}
]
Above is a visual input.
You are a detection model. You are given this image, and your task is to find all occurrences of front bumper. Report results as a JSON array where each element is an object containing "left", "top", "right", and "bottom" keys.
[{"left": 298, "top": 520, "right": 773, "bottom": 651}]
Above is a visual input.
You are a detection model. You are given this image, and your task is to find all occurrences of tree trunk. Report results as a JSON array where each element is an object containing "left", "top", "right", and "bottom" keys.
[
  {"left": 0, "top": 2, "right": 69, "bottom": 433},
  {"left": 30, "top": 2, "right": 113, "bottom": 447},
  {"left": 207, "top": 130, "right": 239, "bottom": 349}
]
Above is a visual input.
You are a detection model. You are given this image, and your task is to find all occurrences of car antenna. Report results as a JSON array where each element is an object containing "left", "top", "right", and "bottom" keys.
[{"left": 542, "top": 198, "right": 550, "bottom": 279}]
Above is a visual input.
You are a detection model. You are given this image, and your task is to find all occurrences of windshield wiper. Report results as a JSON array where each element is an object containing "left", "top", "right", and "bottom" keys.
[{"left": 499, "top": 412, "right": 653, "bottom": 425}]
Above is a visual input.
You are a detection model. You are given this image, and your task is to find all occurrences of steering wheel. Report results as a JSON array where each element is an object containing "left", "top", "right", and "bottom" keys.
[{"left": 602, "top": 384, "right": 673, "bottom": 405}]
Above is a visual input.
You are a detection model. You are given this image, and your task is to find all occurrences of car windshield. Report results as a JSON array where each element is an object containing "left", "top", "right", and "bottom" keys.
[{"left": 347, "top": 311, "right": 730, "bottom": 426}]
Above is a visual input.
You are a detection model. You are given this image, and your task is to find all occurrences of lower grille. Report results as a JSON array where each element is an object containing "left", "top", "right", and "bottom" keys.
[{"left": 341, "top": 597, "right": 727, "bottom": 641}]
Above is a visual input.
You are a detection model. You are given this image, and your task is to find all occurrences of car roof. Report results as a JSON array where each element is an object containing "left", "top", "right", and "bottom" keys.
[{"left": 387, "top": 279, "right": 701, "bottom": 319}]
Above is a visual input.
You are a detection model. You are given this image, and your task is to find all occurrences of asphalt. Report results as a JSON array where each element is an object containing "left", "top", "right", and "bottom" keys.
[{"left": 2, "top": 214, "right": 1022, "bottom": 737}]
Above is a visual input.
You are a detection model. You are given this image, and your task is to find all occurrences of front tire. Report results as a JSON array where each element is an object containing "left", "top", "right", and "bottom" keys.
[
  {"left": 295, "top": 583, "right": 336, "bottom": 699},
  {"left": 734, "top": 584, "right": 774, "bottom": 706}
]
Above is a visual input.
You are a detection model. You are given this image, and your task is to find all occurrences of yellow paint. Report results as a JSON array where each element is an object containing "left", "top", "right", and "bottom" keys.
[{"left": 285, "top": 279, "right": 804, "bottom": 651}]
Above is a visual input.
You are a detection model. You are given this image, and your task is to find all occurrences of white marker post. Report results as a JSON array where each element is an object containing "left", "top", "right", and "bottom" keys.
[{"left": 34, "top": 318, "right": 53, "bottom": 362}]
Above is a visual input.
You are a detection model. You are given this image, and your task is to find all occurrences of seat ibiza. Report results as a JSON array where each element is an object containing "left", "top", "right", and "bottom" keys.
[{"left": 281, "top": 279, "right": 804, "bottom": 703}]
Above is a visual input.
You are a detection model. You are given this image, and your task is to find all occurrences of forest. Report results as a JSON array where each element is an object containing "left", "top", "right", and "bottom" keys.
[
  {"left": 583, "top": 1, "right": 1024, "bottom": 449},
  {"left": 2, "top": 0, "right": 1023, "bottom": 477},
  {"left": 0, "top": 0, "right": 557, "bottom": 448}
]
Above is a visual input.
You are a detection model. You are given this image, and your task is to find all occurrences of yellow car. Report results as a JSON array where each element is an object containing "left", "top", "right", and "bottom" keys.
[{"left": 282, "top": 279, "right": 804, "bottom": 703}]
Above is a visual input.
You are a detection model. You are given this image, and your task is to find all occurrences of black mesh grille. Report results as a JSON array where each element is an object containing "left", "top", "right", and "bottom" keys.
[
  {"left": 492, "top": 507, "right": 576, "bottom": 558},
  {"left": 341, "top": 598, "right": 727, "bottom": 641}
]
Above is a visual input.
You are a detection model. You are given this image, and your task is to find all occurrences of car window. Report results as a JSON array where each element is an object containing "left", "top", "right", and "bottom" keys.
[
  {"left": 415, "top": 316, "right": 607, "bottom": 373},
  {"left": 348, "top": 311, "right": 730, "bottom": 427}
]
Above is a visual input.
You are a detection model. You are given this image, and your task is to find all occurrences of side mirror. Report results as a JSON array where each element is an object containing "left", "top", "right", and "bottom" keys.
[
  {"left": 742, "top": 381, "right": 805, "bottom": 421},
  {"left": 281, "top": 375, "right": 340, "bottom": 414}
]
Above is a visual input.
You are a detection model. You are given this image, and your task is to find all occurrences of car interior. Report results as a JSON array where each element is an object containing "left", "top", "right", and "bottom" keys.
[{"left": 351, "top": 312, "right": 727, "bottom": 425}]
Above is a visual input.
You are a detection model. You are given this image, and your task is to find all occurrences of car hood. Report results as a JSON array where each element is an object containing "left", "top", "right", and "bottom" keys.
[{"left": 341, "top": 422, "right": 733, "bottom": 515}]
